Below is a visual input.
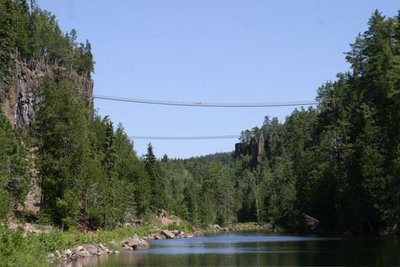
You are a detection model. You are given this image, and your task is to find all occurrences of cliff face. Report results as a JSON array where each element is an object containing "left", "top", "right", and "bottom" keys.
[
  {"left": 0, "top": 57, "right": 94, "bottom": 216},
  {"left": 1, "top": 56, "right": 94, "bottom": 129},
  {"left": 234, "top": 134, "right": 267, "bottom": 168}
]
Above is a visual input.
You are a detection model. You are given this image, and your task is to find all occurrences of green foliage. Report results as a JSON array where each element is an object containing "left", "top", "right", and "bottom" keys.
[
  {"left": 55, "top": 190, "right": 79, "bottom": 231},
  {"left": 76, "top": 115, "right": 142, "bottom": 229},
  {"left": 35, "top": 76, "right": 90, "bottom": 229},
  {"left": 0, "top": 0, "right": 21, "bottom": 96},
  {"left": 157, "top": 10, "right": 400, "bottom": 234},
  {"left": 0, "top": 113, "right": 29, "bottom": 214},
  {"left": 0, "top": 221, "right": 197, "bottom": 267},
  {"left": 145, "top": 143, "right": 167, "bottom": 210},
  {"left": 161, "top": 155, "right": 237, "bottom": 227},
  {"left": 0, "top": 189, "right": 10, "bottom": 222},
  {"left": 2, "top": 0, "right": 400, "bottom": 240},
  {"left": 0, "top": 226, "right": 49, "bottom": 267},
  {"left": 27, "top": 6, "right": 95, "bottom": 76},
  {"left": 0, "top": 0, "right": 94, "bottom": 100},
  {"left": 182, "top": 179, "right": 200, "bottom": 225}
]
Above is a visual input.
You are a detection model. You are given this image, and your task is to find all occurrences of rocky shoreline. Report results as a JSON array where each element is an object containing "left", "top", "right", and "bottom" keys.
[
  {"left": 54, "top": 228, "right": 204, "bottom": 264},
  {"left": 55, "top": 223, "right": 272, "bottom": 264},
  {"left": 5, "top": 220, "right": 273, "bottom": 265}
]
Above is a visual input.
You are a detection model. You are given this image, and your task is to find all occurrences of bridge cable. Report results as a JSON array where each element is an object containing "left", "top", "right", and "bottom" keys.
[
  {"left": 130, "top": 135, "right": 240, "bottom": 140},
  {"left": 94, "top": 94, "right": 317, "bottom": 108}
]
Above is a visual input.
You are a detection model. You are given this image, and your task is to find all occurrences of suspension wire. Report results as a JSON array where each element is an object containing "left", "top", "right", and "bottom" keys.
[
  {"left": 94, "top": 94, "right": 316, "bottom": 108},
  {"left": 130, "top": 135, "right": 240, "bottom": 140},
  {"left": 96, "top": 94, "right": 316, "bottom": 140}
]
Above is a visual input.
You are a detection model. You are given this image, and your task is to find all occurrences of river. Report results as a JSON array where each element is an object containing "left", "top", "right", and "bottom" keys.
[{"left": 70, "top": 232, "right": 400, "bottom": 266}]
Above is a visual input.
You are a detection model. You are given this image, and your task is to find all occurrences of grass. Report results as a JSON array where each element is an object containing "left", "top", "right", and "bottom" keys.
[{"left": 0, "top": 226, "right": 49, "bottom": 267}]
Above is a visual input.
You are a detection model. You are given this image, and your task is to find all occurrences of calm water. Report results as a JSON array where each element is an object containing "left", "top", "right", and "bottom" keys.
[{"left": 72, "top": 232, "right": 400, "bottom": 266}]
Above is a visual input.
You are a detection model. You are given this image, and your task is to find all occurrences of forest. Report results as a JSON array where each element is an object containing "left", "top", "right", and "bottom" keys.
[{"left": 0, "top": 0, "right": 399, "bottom": 235}]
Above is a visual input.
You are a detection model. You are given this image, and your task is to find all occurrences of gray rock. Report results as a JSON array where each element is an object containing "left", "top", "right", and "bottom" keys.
[
  {"left": 54, "top": 250, "right": 62, "bottom": 259},
  {"left": 64, "top": 249, "right": 72, "bottom": 257},
  {"left": 98, "top": 243, "right": 110, "bottom": 254},
  {"left": 82, "top": 244, "right": 101, "bottom": 255},
  {"left": 121, "top": 236, "right": 150, "bottom": 250},
  {"left": 2, "top": 59, "right": 93, "bottom": 130},
  {"left": 74, "top": 249, "right": 91, "bottom": 258},
  {"left": 171, "top": 230, "right": 181, "bottom": 235},
  {"left": 161, "top": 230, "right": 175, "bottom": 239},
  {"left": 154, "top": 234, "right": 164, "bottom": 240},
  {"left": 210, "top": 224, "right": 224, "bottom": 231},
  {"left": 122, "top": 244, "right": 133, "bottom": 250},
  {"left": 61, "top": 243, "right": 117, "bottom": 262}
]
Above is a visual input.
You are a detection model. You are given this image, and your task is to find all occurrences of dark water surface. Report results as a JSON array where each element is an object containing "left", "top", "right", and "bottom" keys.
[{"left": 73, "top": 232, "right": 400, "bottom": 266}]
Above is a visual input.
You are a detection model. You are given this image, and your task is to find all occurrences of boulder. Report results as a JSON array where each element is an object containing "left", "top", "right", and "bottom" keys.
[
  {"left": 98, "top": 243, "right": 111, "bottom": 254},
  {"left": 74, "top": 249, "right": 91, "bottom": 258},
  {"left": 209, "top": 224, "right": 224, "bottom": 232},
  {"left": 121, "top": 236, "right": 150, "bottom": 250},
  {"left": 161, "top": 230, "right": 175, "bottom": 239},
  {"left": 153, "top": 234, "right": 164, "bottom": 240},
  {"left": 54, "top": 250, "right": 62, "bottom": 259},
  {"left": 64, "top": 249, "right": 72, "bottom": 258},
  {"left": 70, "top": 245, "right": 92, "bottom": 259},
  {"left": 82, "top": 244, "right": 102, "bottom": 255},
  {"left": 61, "top": 243, "right": 117, "bottom": 262},
  {"left": 303, "top": 213, "right": 320, "bottom": 230},
  {"left": 171, "top": 230, "right": 181, "bottom": 235},
  {"left": 122, "top": 244, "right": 133, "bottom": 250}
]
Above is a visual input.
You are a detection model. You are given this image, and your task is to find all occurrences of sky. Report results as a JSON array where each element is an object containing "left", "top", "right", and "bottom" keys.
[{"left": 39, "top": 0, "right": 399, "bottom": 159}]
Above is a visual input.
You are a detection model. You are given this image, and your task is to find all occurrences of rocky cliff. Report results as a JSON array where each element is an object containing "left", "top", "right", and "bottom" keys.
[
  {"left": 0, "top": 56, "right": 94, "bottom": 216},
  {"left": 234, "top": 134, "right": 266, "bottom": 167},
  {"left": 1, "top": 55, "right": 94, "bottom": 129}
]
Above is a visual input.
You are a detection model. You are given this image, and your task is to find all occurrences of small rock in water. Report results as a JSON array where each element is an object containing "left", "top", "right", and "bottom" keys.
[
  {"left": 121, "top": 236, "right": 150, "bottom": 250},
  {"left": 161, "top": 230, "right": 175, "bottom": 239}
]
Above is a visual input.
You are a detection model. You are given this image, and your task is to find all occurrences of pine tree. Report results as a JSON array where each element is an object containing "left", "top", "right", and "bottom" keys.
[
  {"left": 0, "top": 114, "right": 29, "bottom": 217},
  {"left": 35, "top": 76, "right": 90, "bottom": 229},
  {"left": 145, "top": 143, "right": 167, "bottom": 210}
]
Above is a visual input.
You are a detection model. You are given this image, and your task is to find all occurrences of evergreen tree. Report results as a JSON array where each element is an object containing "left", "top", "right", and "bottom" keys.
[
  {"left": 183, "top": 179, "right": 200, "bottom": 225},
  {"left": 0, "top": 114, "right": 29, "bottom": 214},
  {"left": 145, "top": 143, "right": 167, "bottom": 210},
  {"left": 35, "top": 76, "right": 89, "bottom": 229}
]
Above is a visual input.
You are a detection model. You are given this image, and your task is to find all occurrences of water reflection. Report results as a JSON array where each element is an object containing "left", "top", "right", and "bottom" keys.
[
  {"left": 145, "top": 234, "right": 329, "bottom": 255},
  {"left": 70, "top": 232, "right": 400, "bottom": 267}
]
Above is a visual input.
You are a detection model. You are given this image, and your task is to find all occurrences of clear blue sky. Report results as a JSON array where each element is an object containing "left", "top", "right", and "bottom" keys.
[{"left": 39, "top": 0, "right": 399, "bottom": 159}]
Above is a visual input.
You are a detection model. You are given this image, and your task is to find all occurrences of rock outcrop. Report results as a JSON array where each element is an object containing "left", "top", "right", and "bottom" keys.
[
  {"left": 1, "top": 57, "right": 93, "bottom": 216},
  {"left": 7, "top": 222, "right": 53, "bottom": 236},
  {"left": 58, "top": 243, "right": 116, "bottom": 262},
  {"left": 160, "top": 229, "right": 175, "bottom": 239},
  {"left": 234, "top": 134, "right": 267, "bottom": 167},
  {"left": 147, "top": 229, "right": 202, "bottom": 240},
  {"left": 1, "top": 57, "right": 93, "bottom": 129}
]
